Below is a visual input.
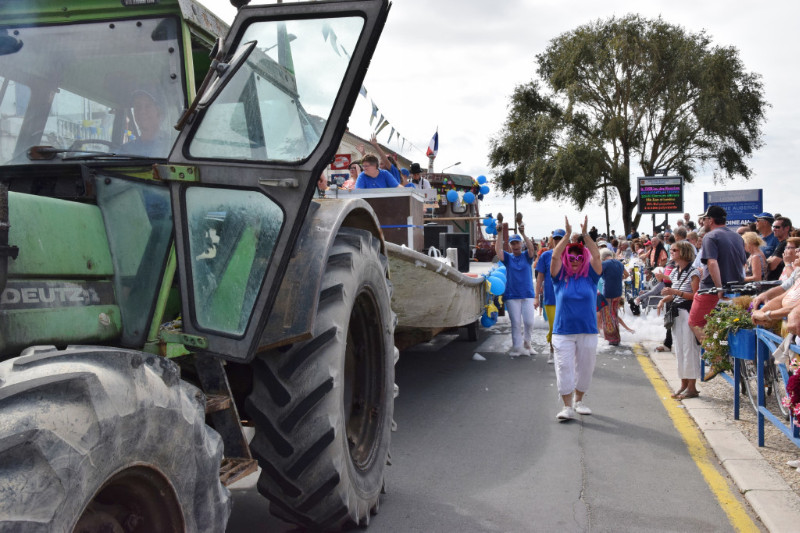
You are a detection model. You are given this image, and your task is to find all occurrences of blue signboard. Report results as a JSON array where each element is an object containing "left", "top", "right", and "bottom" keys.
[{"left": 703, "top": 189, "right": 763, "bottom": 227}]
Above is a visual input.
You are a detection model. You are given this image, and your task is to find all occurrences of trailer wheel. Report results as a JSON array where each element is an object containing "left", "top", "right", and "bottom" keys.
[
  {"left": 247, "top": 227, "right": 396, "bottom": 530},
  {"left": 0, "top": 346, "right": 230, "bottom": 533},
  {"left": 465, "top": 319, "right": 480, "bottom": 342}
]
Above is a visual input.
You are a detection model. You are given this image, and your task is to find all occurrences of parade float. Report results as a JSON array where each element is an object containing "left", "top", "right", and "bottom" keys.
[{"left": 325, "top": 172, "right": 499, "bottom": 348}]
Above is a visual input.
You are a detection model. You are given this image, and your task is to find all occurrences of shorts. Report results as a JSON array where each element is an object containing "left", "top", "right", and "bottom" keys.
[{"left": 688, "top": 292, "right": 719, "bottom": 328}]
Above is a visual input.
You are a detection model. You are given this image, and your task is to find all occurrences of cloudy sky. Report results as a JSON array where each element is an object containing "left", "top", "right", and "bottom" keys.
[{"left": 203, "top": 0, "right": 800, "bottom": 239}]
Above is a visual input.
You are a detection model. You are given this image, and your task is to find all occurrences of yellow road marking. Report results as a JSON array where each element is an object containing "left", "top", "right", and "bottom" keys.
[{"left": 633, "top": 344, "right": 760, "bottom": 532}]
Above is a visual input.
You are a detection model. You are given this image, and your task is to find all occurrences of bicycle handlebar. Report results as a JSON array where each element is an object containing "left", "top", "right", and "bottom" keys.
[{"left": 696, "top": 280, "right": 781, "bottom": 296}]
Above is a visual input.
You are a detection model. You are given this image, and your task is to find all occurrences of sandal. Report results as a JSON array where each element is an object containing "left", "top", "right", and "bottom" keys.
[
  {"left": 655, "top": 345, "right": 669, "bottom": 352},
  {"left": 677, "top": 391, "right": 700, "bottom": 399},
  {"left": 670, "top": 389, "right": 687, "bottom": 399}
]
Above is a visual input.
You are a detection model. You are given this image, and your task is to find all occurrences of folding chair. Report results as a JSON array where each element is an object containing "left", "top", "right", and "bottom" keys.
[{"left": 643, "top": 295, "right": 663, "bottom": 316}]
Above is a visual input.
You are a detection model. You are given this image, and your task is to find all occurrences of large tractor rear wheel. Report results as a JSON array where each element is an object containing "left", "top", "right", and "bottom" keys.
[
  {"left": 0, "top": 346, "right": 230, "bottom": 532},
  {"left": 247, "top": 227, "right": 396, "bottom": 530}
]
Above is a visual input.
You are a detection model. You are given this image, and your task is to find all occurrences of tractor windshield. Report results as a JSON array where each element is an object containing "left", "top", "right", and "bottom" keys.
[
  {"left": 188, "top": 16, "right": 363, "bottom": 163},
  {"left": 0, "top": 17, "right": 185, "bottom": 164}
]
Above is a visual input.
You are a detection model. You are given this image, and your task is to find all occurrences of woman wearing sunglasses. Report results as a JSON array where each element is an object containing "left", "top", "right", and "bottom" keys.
[{"left": 550, "top": 216, "right": 603, "bottom": 421}]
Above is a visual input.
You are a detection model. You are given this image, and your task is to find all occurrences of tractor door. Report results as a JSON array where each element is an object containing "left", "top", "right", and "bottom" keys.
[{"left": 163, "top": 0, "right": 389, "bottom": 362}]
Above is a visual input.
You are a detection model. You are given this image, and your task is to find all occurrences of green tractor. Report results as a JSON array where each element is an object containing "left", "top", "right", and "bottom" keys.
[{"left": 0, "top": 0, "right": 396, "bottom": 530}]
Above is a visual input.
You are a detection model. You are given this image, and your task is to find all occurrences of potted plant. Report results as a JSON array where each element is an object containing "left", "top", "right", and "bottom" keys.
[{"left": 702, "top": 297, "right": 755, "bottom": 374}]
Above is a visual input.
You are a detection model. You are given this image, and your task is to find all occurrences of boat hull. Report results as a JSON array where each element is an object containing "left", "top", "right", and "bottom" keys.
[{"left": 386, "top": 242, "right": 484, "bottom": 331}]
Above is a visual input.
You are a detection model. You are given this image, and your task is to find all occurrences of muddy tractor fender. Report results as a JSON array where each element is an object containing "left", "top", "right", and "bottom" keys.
[{"left": 256, "top": 198, "right": 386, "bottom": 353}]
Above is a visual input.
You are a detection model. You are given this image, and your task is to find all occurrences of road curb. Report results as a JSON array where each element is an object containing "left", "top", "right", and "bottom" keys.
[{"left": 643, "top": 341, "right": 800, "bottom": 532}]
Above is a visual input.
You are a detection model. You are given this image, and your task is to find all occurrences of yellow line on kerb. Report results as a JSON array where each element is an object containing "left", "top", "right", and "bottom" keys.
[{"left": 633, "top": 344, "right": 759, "bottom": 533}]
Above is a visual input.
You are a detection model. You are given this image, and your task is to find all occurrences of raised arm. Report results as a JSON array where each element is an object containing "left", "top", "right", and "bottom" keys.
[
  {"left": 520, "top": 223, "right": 535, "bottom": 259},
  {"left": 551, "top": 216, "right": 571, "bottom": 278},
  {"left": 581, "top": 216, "right": 602, "bottom": 274},
  {"left": 495, "top": 230, "right": 504, "bottom": 260},
  {"left": 369, "top": 133, "right": 391, "bottom": 170}
]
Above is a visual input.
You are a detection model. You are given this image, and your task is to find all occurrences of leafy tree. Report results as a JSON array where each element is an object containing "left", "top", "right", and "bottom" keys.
[{"left": 488, "top": 15, "right": 768, "bottom": 234}]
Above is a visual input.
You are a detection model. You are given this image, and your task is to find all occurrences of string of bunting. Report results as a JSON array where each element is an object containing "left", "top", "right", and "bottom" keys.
[
  {"left": 360, "top": 84, "right": 427, "bottom": 157},
  {"left": 321, "top": 24, "right": 428, "bottom": 158}
]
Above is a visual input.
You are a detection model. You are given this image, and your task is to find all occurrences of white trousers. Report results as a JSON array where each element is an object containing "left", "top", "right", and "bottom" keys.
[
  {"left": 673, "top": 309, "right": 701, "bottom": 379},
  {"left": 552, "top": 334, "right": 598, "bottom": 396},
  {"left": 506, "top": 298, "right": 535, "bottom": 350}
]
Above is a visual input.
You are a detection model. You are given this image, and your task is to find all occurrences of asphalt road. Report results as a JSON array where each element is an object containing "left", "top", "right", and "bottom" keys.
[{"left": 227, "top": 316, "right": 758, "bottom": 532}]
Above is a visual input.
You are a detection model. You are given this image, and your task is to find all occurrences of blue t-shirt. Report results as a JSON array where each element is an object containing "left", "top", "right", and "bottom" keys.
[
  {"left": 601, "top": 259, "right": 624, "bottom": 298},
  {"left": 535, "top": 250, "right": 556, "bottom": 305},
  {"left": 552, "top": 268, "right": 601, "bottom": 335},
  {"left": 389, "top": 164, "right": 402, "bottom": 183},
  {"left": 355, "top": 169, "right": 400, "bottom": 189},
  {"left": 761, "top": 232, "right": 779, "bottom": 258},
  {"left": 501, "top": 250, "right": 535, "bottom": 300}
]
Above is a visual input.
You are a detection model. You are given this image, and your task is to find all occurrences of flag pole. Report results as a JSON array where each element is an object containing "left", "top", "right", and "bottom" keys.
[{"left": 426, "top": 127, "right": 438, "bottom": 173}]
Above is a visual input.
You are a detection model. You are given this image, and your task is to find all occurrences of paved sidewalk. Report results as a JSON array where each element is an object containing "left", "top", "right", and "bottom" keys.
[{"left": 645, "top": 341, "right": 800, "bottom": 532}]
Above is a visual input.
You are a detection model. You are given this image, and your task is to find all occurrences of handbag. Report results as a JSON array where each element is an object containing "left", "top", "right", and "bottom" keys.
[
  {"left": 663, "top": 265, "right": 694, "bottom": 329},
  {"left": 663, "top": 301, "right": 676, "bottom": 329}
]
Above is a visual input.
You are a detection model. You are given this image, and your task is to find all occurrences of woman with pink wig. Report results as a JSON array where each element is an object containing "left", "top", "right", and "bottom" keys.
[{"left": 550, "top": 216, "right": 603, "bottom": 421}]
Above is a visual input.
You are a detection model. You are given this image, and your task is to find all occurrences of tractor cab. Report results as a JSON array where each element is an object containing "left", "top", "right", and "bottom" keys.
[{"left": 0, "top": 0, "right": 389, "bottom": 362}]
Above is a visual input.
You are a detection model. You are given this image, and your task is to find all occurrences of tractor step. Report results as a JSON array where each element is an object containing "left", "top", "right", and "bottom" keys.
[
  {"left": 220, "top": 457, "right": 259, "bottom": 486},
  {"left": 205, "top": 393, "right": 232, "bottom": 414}
]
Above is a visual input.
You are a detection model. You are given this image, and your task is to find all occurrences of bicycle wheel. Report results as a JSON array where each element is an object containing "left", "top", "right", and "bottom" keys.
[
  {"left": 739, "top": 358, "right": 759, "bottom": 414},
  {"left": 770, "top": 359, "right": 791, "bottom": 420}
]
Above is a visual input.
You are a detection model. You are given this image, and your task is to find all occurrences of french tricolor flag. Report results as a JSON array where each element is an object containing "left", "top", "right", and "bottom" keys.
[{"left": 426, "top": 130, "right": 438, "bottom": 158}]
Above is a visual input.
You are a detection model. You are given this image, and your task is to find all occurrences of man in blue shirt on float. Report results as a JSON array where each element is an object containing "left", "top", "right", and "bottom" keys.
[{"left": 355, "top": 154, "right": 402, "bottom": 189}]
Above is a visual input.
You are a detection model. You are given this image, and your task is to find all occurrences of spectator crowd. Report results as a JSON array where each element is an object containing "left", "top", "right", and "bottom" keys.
[{"left": 516, "top": 207, "right": 800, "bottom": 407}]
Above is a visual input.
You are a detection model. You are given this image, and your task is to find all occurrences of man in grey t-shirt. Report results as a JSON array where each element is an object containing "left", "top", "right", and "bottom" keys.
[{"left": 689, "top": 206, "right": 746, "bottom": 344}]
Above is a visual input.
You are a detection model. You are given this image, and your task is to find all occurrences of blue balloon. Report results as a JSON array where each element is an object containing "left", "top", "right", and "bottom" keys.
[
  {"left": 495, "top": 264, "right": 507, "bottom": 275},
  {"left": 477, "top": 175, "right": 487, "bottom": 184},
  {"left": 481, "top": 314, "right": 496, "bottom": 328},
  {"left": 480, "top": 185, "right": 490, "bottom": 195},
  {"left": 485, "top": 226, "right": 496, "bottom": 235},
  {"left": 463, "top": 192, "right": 475, "bottom": 204},
  {"left": 490, "top": 271, "right": 506, "bottom": 284},
  {"left": 488, "top": 276, "right": 506, "bottom": 295},
  {"left": 446, "top": 190, "right": 459, "bottom": 203}
]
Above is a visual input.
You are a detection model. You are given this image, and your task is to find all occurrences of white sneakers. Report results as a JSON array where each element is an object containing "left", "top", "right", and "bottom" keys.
[
  {"left": 508, "top": 347, "right": 524, "bottom": 358},
  {"left": 556, "top": 406, "right": 575, "bottom": 421},
  {"left": 557, "top": 400, "right": 592, "bottom": 421},
  {"left": 509, "top": 341, "right": 534, "bottom": 358},
  {"left": 523, "top": 340, "right": 534, "bottom": 356}
]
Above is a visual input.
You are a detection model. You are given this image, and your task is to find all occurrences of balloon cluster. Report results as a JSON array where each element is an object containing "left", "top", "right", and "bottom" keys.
[
  {"left": 483, "top": 214, "right": 498, "bottom": 236},
  {"left": 480, "top": 264, "right": 507, "bottom": 327},
  {"left": 444, "top": 175, "right": 490, "bottom": 205},
  {"left": 476, "top": 175, "right": 490, "bottom": 199}
]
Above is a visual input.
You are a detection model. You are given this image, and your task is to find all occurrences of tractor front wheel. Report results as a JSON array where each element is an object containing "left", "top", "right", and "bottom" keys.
[{"left": 0, "top": 346, "right": 230, "bottom": 532}]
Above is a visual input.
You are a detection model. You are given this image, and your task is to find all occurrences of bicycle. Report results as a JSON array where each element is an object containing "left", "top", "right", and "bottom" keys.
[{"left": 698, "top": 281, "right": 789, "bottom": 419}]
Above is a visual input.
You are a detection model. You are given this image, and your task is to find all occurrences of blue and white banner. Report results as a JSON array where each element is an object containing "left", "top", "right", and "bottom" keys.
[{"left": 703, "top": 189, "right": 763, "bottom": 227}]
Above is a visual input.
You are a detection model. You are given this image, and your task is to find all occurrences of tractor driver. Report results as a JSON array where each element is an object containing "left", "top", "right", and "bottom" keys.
[{"left": 126, "top": 89, "right": 169, "bottom": 157}]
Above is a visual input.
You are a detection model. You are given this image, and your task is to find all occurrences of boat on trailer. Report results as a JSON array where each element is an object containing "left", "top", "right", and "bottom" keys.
[{"left": 322, "top": 175, "right": 490, "bottom": 349}]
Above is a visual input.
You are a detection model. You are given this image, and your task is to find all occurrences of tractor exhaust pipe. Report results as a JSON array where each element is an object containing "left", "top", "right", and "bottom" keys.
[{"left": 0, "top": 181, "right": 18, "bottom": 295}]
